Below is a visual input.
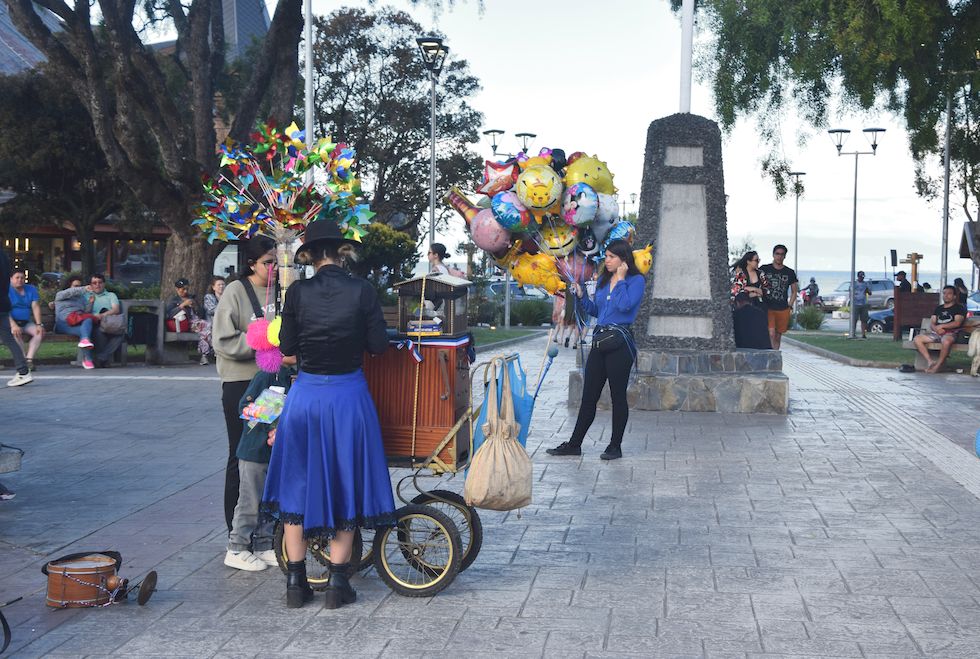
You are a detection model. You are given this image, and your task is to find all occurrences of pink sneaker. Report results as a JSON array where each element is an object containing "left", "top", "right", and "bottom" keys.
[
  {"left": 77, "top": 339, "right": 94, "bottom": 349},
  {"left": 82, "top": 359, "right": 95, "bottom": 370}
]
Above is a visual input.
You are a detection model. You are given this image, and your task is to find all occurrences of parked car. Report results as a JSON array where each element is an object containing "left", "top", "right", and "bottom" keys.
[
  {"left": 825, "top": 279, "right": 896, "bottom": 310},
  {"left": 479, "top": 280, "right": 550, "bottom": 302},
  {"left": 967, "top": 292, "right": 980, "bottom": 317},
  {"left": 867, "top": 308, "right": 894, "bottom": 334}
]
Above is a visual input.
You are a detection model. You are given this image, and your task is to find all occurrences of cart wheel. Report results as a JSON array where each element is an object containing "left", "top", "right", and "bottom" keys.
[
  {"left": 356, "top": 529, "right": 374, "bottom": 572},
  {"left": 410, "top": 490, "right": 483, "bottom": 572},
  {"left": 373, "top": 504, "right": 461, "bottom": 597},
  {"left": 273, "top": 522, "right": 362, "bottom": 590}
]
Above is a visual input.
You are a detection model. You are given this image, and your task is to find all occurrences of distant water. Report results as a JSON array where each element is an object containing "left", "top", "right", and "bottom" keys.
[{"left": 796, "top": 269, "right": 974, "bottom": 294}]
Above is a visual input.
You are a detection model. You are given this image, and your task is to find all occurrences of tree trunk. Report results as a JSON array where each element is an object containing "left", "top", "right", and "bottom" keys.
[
  {"left": 161, "top": 227, "right": 212, "bottom": 301},
  {"left": 72, "top": 221, "right": 97, "bottom": 278}
]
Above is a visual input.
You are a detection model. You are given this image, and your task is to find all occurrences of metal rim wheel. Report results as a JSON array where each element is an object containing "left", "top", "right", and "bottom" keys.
[
  {"left": 373, "top": 504, "right": 461, "bottom": 597},
  {"left": 273, "top": 522, "right": 362, "bottom": 590},
  {"left": 410, "top": 490, "right": 483, "bottom": 572},
  {"left": 869, "top": 321, "right": 885, "bottom": 334}
]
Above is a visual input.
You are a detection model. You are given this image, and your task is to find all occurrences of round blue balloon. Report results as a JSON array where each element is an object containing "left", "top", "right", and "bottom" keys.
[
  {"left": 491, "top": 190, "right": 531, "bottom": 232},
  {"left": 601, "top": 220, "right": 636, "bottom": 252}
]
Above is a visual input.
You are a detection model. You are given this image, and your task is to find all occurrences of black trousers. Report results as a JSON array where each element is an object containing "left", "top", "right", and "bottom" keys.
[
  {"left": 221, "top": 380, "right": 251, "bottom": 533},
  {"left": 570, "top": 342, "right": 634, "bottom": 448}
]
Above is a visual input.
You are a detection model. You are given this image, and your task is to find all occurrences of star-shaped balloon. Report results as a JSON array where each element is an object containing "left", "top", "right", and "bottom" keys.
[{"left": 476, "top": 160, "right": 519, "bottom": 196}]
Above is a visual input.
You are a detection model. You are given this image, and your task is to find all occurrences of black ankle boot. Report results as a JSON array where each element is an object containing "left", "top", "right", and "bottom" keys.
[
  {"left": 546, "top": 441, "right": 582, "bottom": 456},
  {"left": 286, "top": 560, "right": 314, "bottom": 608},
  {"left": 323, "top": 563, "right": 357, "bottom": 610}
]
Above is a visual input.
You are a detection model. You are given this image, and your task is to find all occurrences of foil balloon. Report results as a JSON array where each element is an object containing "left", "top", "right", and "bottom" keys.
[
  {"left": 476, "top": 160, "right": 519, "bottom": 196},
  {"left": 633, "top": 244, "right": 653, "bottom": 275},
  {"left": 592, "top": 193, "right": 619, "bottom": 242},
  {"left": 493, "top": 241, "right": 524, "bottom": 269},
  {"left": 444, "top": 186, "right": 481, "bottom": 227},
  {"left": 602, "top": 220, "right": 636, "bottom": 252},
  {"left": 537, "top": 222, "right": 578, "bottom": 257},
  {"left": 560, "top": 252, "right": 595, "bottom": 283},
  {"left": 518, "top": 148, "right": 553, "bottom": 170},
  {"left": 561, "top": 182, "right": 598, "bottom": 227},
  {"left": 564, "top": 155, "right": 616, "bottom": 194},
  {"left": 470, "top": 208, "right": 512, "bottom": 254},
  {"left": 491, "top": 191, "right": 532, "bottom": 232},
  {"left": 509, "top": 252, "right": 566, "bottom": 295},
  {"left": 576, "top": 226, "right": 601, "bottom": 257},
  {"left": 516, "top": 165, "right": 562, "bottom": 220}
]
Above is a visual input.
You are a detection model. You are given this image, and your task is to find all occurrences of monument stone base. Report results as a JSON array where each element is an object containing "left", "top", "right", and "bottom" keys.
[{"left": 568, "top": 349, "right": 788, "bottom": 414}]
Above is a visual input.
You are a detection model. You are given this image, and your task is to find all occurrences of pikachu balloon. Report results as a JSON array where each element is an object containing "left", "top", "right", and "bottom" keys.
[
  {"left": 633, "top": 244, "right": 653, "bottom": 275},
  {"left": 537, "top": 222, "right": 578, "bottom": 257},
  {"left": 509, "top": 252, "right": 565, "bottom": 295},
  {"left": 516, "top": 164, "right": 562, "bottom": 221}
]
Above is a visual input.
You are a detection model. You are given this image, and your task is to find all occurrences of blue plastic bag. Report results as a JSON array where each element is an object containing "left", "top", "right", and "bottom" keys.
[{"left": 471, "top": 357, "right": 534, "bottom": 461}]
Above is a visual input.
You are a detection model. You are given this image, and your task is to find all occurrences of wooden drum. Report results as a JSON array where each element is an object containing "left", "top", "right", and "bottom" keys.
[{"left": 44, "top": 553, "right": 119, "bottom": 608}]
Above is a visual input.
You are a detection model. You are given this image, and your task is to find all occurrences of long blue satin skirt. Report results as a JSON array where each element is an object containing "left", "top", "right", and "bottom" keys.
[{"left": 261, "top": 369, "right": 396, "bottom": 538}]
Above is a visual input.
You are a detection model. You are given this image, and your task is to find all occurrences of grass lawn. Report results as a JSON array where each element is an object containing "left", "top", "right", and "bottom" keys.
[
  {"left": 0, "top": 340, "right": 148, "bottom": 364},
  {"left": 471, "top": 327, "right": 540, "bottom": 346},
  {"left": 786, "top": 331, "right": 974, "bottom": 370}
]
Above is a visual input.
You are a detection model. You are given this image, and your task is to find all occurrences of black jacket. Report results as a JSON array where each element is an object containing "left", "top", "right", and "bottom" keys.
[{"left": 279, "top": 264, "right": 388, "bottom": 374}]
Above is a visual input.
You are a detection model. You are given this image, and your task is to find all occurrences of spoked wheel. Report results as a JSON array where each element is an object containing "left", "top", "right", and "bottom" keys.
[
  {"left": 273, "top": 522, "right": 362, "bottom": 590},
  {"left": 357, "top": 528, "right": 375, "bottom": 572},
  {"left": 373, "top": 504, "right": 461, "bottom": 597},
  {"left": 410, "top": 490, "right": 483, "bottom": 571}
]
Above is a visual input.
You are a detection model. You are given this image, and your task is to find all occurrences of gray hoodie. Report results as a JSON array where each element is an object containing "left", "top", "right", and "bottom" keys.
[{"left": 54, "top": 286, "right": 92, "bottom": 323}]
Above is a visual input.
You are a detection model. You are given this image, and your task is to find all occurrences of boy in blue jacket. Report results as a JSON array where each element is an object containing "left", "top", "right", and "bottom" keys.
[{"left": 224, "top": 366, "right": 293, "bottom": 571}]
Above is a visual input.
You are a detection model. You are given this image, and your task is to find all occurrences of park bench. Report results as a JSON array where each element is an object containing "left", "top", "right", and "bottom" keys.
[
  {"left": 901, "top": 317, "right": 980, "bottom": 370},
  {"left": 65, "top": 299, "right": 199, "bottom": 366}
]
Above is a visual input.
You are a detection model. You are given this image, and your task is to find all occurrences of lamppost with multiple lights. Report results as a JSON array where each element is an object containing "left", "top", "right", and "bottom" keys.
[
  {"left": 788, "top": 171, "right": 806, "bottom": 274},
  {"left": 828, "top": 127, "right": 885, "bottom": 339},
  {"left": 480, "top": 129, "right": 536, "bottom": 329},
  {"left": 416, "top": 36, "right": 450, "bottom": 246}
]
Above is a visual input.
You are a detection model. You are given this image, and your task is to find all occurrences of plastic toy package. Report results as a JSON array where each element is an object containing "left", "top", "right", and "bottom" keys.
[{"left": 240, "top": 386, "right": 287, "bottom": 429}]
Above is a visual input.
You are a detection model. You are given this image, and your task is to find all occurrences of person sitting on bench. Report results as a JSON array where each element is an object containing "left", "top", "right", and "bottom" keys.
[{"left": 913, "top": 285, "right": 966, "bottom": 373}]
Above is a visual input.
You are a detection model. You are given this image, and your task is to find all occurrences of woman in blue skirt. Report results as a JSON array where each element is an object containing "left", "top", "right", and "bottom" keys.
[{"left": 262, "top": 219, "right": 395, "bottom": 609}]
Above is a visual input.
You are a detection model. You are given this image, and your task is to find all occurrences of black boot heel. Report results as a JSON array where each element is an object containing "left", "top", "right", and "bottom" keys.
[
  {"left": 286, "top": 560, "right": 314, "bottom": 608},
  {"left": 323, "top": 563, "right": 357, "bottom": 610}
]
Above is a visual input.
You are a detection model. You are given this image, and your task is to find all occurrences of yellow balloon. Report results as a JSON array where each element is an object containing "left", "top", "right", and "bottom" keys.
[
  {"left": 267, "top": 316, "right": 282, "bottom": 347},
  {"left": 633, "top": 244, "right": 653, "bottom": 275},
  {"left": 537, "top": 223, "right": 578, "bottom": 257},
  {"left": 516, "top": 165, "right": 562, "bottom": 214},
  {"left": 509, "top": 253, "right": 566, "bottom": 295},
  {"left": 564, "top": 155, "right": 616, "bottom": 195}
]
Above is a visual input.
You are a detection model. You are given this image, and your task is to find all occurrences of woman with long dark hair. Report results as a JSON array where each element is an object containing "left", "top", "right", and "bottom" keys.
[
  {"left": 547, "top": 240, "right": 646, "bottom": 460},
  {"left": 262, "top": 220, "right": 394, "bottom": 610},
  {"left": 729, "top": 250, "right": 768, "bottom": 307},
  {"left": 212, "top": 236, "right": 277, "bottom": 536},
  {"left": 954, "top": 277, "right": 969, "bottom": 305}
]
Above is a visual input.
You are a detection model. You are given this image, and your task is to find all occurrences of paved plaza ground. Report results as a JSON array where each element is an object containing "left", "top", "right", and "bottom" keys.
[{"left": 5, "top": 335, "right": 980, "bottom": 657}]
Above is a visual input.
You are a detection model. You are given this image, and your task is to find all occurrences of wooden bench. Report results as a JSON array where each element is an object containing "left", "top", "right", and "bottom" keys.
[
  {"left": 901, "top": 317, "right": 978, "bottom": 370},
  {"left": 121, "top": 299, "right": 200, "bottom": 365}
]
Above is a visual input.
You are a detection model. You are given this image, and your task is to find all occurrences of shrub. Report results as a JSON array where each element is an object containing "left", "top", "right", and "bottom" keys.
[
  {"left": 794, "top": 306, "right": 826, "bottom": 330},
  {"left": 510, "top": 299, "right": 551, "bottom": 326}
]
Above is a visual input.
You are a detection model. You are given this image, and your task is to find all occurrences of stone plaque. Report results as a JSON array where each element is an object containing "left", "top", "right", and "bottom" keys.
[
  {"left": 652, "top": 183, "right": 711, "bottom": 300},
  {"left": 665, "top": 145, "right": 703, "bottom": 167},
  {"left": 648, "top": 315, "right": 713, "bottom": 339}
]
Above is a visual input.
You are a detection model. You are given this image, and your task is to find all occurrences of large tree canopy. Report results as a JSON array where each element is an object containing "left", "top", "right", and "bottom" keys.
[
  {"left": 310, "top": 7, "right": 483, "bottom": 238},
  {"left": 676, "top": 0, "right": 979, "bottom": 221},
  {"left": 0, "top": 70, "right": 144, "bottom": 276}
]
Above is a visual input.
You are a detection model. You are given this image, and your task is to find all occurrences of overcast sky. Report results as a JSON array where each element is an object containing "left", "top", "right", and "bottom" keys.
[{"left": 304, "top": 0, "right": 972, "bottom": 278}]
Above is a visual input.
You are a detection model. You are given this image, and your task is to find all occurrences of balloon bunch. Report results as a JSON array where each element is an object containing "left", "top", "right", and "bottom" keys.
[
  {"left": 194, "top": 119, "right": 374, "bottom": 246},
  {"left": 445, "top": 149, "right": 650, "bottom": 296}
]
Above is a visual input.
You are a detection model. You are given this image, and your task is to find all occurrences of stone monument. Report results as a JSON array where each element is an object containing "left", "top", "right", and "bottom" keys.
[{"left": 569, "top": 113, "right": 788, "bottom": 414}]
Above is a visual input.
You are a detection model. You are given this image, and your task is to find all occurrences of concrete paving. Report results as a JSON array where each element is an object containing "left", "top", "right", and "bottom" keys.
[{"left": 4, "top": 336, "right": 980, "bottom": 657}]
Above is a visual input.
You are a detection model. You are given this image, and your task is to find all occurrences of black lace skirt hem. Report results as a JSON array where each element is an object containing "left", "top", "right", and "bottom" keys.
[{"left": 260, "top": 501, "right": 396, "bottom": 540}]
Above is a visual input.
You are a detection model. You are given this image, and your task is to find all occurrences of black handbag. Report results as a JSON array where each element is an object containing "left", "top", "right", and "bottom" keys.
[{"left": 592, "top": 325, "right": 629, "bottom": 353}]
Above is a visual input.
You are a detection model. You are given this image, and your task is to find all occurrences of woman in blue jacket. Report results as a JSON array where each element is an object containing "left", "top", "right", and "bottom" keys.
[{"left": 547, "top": 240, "right": 646, "bottom": 460}]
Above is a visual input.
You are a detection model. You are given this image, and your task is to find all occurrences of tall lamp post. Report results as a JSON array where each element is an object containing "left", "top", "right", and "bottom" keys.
[
  {"left": 480, "top": 128, "right": 535, "bottom": 329},
  {"left": 828, "top": 127, "right": 885, "bottom": 339},
  {"left": 416, "top": 36, "right": 449, "bottom": 247},
  {"left": 788, "top": 171, "right": 806, "bottom": 273}
]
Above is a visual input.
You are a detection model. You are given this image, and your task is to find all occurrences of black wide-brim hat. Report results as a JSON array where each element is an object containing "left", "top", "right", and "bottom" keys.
[{"left": 295, "top": 220, "right": 352, "bottom": 261}]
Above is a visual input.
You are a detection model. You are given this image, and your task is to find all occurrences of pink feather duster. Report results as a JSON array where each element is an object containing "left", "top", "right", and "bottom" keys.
[
  {"left": 246, "top": 318, "right": 273, "bottom": 351},
  {"left": 255, "top": 347, "right": 283, "bottom": 373}
]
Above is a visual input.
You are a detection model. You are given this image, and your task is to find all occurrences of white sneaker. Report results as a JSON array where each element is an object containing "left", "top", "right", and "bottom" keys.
[
  {"left": 6, "top": 372, "right": 33, "bottom": 387},
  {"left": 253, "top": 550, "right": 279, "bottom": 568},
  {"left": 224, "top": 550, "right": 268, "bottom": 572}
]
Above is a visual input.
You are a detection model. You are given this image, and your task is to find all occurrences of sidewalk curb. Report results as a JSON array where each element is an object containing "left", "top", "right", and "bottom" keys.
[
  {"left": 475, "top": 330, "right": 546, "bottom": 354},
  {"left": 782, "top": 336, "right": 901, "bottom": 369}
]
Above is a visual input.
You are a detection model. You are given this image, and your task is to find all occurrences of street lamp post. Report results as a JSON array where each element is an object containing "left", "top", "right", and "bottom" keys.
[
  {"left": 480, "top": 128, "right": 535, "bottom": 329},
  {"left": 416, "top": 36, "right": 449, "bottom": 247},
  {"left": 828, "top": 127, "right": 885, "bottom": 339},
  {"left": 788, "top": 171, "right": 806, "bottom": 273}
]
